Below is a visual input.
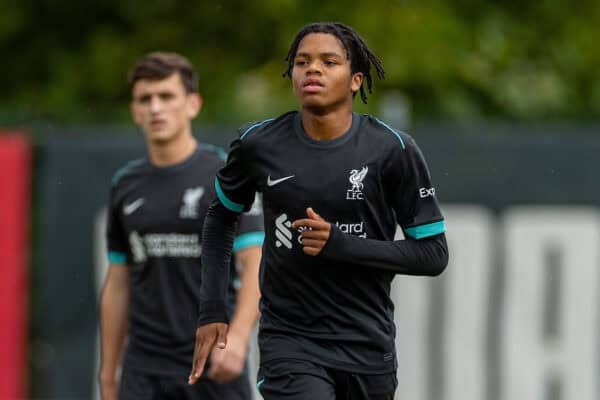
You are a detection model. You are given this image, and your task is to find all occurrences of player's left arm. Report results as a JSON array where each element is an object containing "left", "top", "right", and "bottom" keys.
[
  {"left": 230, "top": 244, "right": 261, "bottom": 340},
  {"left": 293, "top": 208, "right": 447, "bottom": 275},
  {"left": 293, "top": 136, "right": 448, "bottom": 275}
]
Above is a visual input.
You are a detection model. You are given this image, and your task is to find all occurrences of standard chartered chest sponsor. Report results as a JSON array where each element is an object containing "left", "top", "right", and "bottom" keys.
[
  {"left": 129, "top": 231, "right": 201, "bottom": 262},
  {"left": 335, "top": 221, "right": 367, "bottom": 238}
]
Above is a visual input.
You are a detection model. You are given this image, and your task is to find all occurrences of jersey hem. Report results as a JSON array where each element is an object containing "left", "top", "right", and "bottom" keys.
[
  {"left": 259, "top": 351, "right": 397, "bottom": 374},
  {"left": 123, "top": 361, "right": 190, "bottom": 378}
]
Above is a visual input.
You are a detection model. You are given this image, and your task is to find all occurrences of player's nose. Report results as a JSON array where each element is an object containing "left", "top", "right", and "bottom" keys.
[
  {"left": 306, "top": 60, "right": 322, "bottom": 74},
  {"left": 149, "top": 96, "right": 163, "bottom": 113}
]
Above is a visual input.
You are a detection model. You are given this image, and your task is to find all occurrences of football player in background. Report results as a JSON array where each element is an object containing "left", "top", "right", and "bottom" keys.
[{"left": 100, "top": 52, "right": 263, "bottom": 400}]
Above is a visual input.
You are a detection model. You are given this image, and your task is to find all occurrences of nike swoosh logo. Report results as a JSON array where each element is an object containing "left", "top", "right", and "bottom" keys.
[
  {"left": 267, "top": 175, "right": 295, "bottom": 187},
  {"left": 123, "top": 198, "right": 145, "bottom": 215}
]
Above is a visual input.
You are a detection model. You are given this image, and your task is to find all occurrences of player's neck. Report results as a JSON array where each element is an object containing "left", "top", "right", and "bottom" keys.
[
  {"left": 147, "top": 130, "right": 197, "bottom": 167},
  {"left": 300, "top": 108, "right": 353, "bottom": 142}
]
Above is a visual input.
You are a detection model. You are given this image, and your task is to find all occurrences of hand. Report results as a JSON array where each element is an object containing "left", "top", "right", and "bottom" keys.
[
  {"left": 292, "top": 207, "right": 331, "bottom": 256},
  {"left": 208, "top": 331, "right": 247, "bottom": 383},
  {"left": 188, "top": 322, "right": 228, "bottom": 385},
  {"left": 99, "top": 371, "right": 118, "bottom": 400}
]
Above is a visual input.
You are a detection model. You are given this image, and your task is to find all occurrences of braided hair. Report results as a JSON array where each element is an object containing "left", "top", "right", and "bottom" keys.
[{"left": 283, "top": 22, "right": 385, "bottom": 104}]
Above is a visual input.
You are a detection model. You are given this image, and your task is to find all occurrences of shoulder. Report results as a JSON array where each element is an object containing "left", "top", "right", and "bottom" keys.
[
  {"left": 359, "top": 114, "right": 413, "bottom": 151},
  {"left": 179, "top": 143, "right": 229, "bottom": 180},
  {"left": 111, "top": 158, "right": 147, "bottom": 187},
  {"left": 196, "top": 143, "right": 228, "bottom": 163},
  {"left": 237, "top": 111, "right": 297, "bottom": 142}
]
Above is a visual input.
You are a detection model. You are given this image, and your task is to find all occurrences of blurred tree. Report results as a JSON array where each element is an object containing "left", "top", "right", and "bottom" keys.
[{"left": 1, "top": 0, "right": 600, "bottom": 126}]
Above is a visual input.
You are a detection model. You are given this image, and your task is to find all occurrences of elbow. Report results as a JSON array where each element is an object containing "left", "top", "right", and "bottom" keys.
[
  {"left": 430, "top": 248, "right": 448, "bottom": 276},
  {"left": 427, "top": 234, "right": 449, "bottom": 276}
]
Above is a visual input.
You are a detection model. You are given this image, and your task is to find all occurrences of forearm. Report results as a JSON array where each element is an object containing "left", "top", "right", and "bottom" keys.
[
  {"left": 228, "top": 246, "right": 261, "bottom": 342},
  {"left": 99, "top": 266, "right": 129, "bottom": 377},
  {"left": 321, "top": 225, "right": 448, "bottom": 275},
  {"left": 198, "top": 201, "right": 239, "bottom": 325}
]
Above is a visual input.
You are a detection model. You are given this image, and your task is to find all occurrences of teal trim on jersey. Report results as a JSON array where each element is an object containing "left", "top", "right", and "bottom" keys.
[
  {"left": 202, "top": 143, "right": 228, "bottom": 161},
  {"left": 257, "top": 379, "right": 265, "bottom": 391},
  {"left": 233, "top": 231, "right": 265, "bottom": 252},
  {"left": 108, "top": 251, "right": 127, "bottom": 264},
  {"left": 215, "top": 178, "right": 245, "bottom": 213},
  {"left": 404, "top": 220, "right": 446, "bottom": 239},
  {"left": 240, "top": 118, "right": 275, "bottom": 140},
  {"left": 112, "top": 159, "right": 144, "bottom": 186},
  {"left": 215, "top": 148, "right": 227, "bottom": 161},
  {"left": 374, "top": 118, "right": 406, "bottom": 150}
]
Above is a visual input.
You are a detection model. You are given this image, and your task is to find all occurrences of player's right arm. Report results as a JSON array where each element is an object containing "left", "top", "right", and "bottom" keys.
[
  {"left": 100, "top": 171, "right": 132, "bottom": 399},
  {"left": 189, "top": 200, "right": 238, "bottom": 384},
  {"left": 190, "top": 134, "right": 259, "bottom": 384},
  {"left": 99, "top": 263, "right": 129, "bottom": 400}
]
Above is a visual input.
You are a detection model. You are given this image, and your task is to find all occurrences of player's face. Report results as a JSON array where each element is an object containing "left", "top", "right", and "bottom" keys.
[
  {"left": 130, "top": 73, "right": 201, "bottom": 144},
  {"left": 291, "top": 33, "right": 363, "bottom": 112}
]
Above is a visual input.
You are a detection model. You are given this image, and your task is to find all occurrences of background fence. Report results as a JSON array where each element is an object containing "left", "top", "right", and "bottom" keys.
[{"left": 9, "top": 123, "right": 595, "bottom": 399}]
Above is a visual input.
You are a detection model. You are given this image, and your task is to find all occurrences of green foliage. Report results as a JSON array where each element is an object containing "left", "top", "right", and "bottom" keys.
[{"left": 2, "top": 0, "right": 600, "bottom": 125}]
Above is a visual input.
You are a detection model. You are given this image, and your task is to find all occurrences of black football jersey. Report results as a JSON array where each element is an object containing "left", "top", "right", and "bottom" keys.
[
  {"left": 215, "top": 112, "right": 445, "bottom": 373},
  {"left": 106, "top": 144, "right": 264, "bottom": 376}
]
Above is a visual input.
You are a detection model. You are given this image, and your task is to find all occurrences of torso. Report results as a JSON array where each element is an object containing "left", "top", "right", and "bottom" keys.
[
  {"left": 108, "top": 145, "right": 236, "bottom": 376},
  {"left": 239, "top": 112, "right": 406, "bottom": 373}
]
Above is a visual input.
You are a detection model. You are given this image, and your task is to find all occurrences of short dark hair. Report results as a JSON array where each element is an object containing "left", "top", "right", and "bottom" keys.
[
  {"left": 128, "top": 52, "right": 198, "bottom": 93},
  {"left": 283, "top": 22, "right": 385, "bottom": 104}
]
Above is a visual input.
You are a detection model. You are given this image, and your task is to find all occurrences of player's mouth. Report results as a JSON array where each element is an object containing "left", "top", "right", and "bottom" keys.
[
  {"left": 150, "top": 119, "right": 167, "bottom": 129},
  {"left": 302, "top": 79, "right": 324, "bottom": 93}
]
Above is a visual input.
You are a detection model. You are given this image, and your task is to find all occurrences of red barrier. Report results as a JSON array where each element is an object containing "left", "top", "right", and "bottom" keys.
[{"left": 0, "top": 133, "right": 31, "bottom": 400}]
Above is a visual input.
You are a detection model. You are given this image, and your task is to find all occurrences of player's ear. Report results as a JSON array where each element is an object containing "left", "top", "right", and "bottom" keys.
[
  {"left": 187, "top": 93, "right": 202, "bottom": 118},
  {"left": 350, "top": 72, "right": 364, "bottom": 94},
  {"left": 130, "top": 100, "right": 142, "bottom": 125}
]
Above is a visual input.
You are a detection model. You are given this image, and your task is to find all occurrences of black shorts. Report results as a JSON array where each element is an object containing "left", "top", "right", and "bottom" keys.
[
  {"left": 257, "top": 359, "right": 397, "bottom": 400},
  {"left": 118, "top": 366, "right": 252, "bottom": 400}
]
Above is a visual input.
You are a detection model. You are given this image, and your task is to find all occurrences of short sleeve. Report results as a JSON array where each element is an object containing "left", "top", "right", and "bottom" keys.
[
  {"left": 385, "top": 136, "right": 446, "bottom": 240},
  {"left": 106, "top": 184, "right": 129, "bottom": 264},
  {"left": 215, "top": 138, "right": 257, "bottom": 213}
]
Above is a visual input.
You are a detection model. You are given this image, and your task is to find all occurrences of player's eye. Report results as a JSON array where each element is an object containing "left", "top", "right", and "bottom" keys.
[
  {"left": 159, "top": 92, "right": 175, "bottom": 101},
  {"left": 137, "top": 95, "right": 151, "bottom": 104},
  {"left": 294, "top": 59, "right": 308, "bottom": 66}
]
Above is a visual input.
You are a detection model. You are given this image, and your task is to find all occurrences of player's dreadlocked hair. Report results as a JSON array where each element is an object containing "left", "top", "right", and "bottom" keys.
[{"left": 283, "top": 22, "right": 385, "bottom": 104}]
